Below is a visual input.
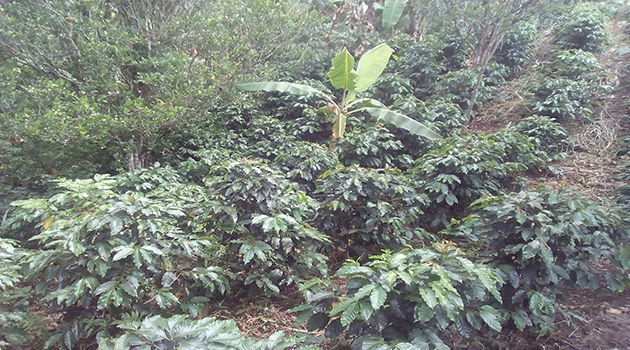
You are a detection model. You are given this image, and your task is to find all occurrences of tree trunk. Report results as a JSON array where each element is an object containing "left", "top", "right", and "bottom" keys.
[
  {"left": 614, "top": 0, "right": 628, "bottom": 27},
  {"left": 466, "top": 17, "right": 505, "bottom": 122}
]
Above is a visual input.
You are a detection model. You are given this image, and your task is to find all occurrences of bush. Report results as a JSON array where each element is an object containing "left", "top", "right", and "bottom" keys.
[
  {"left": 413, "top": 133, "right": 537, "bottom": 227},
  {"left": 274, "top": 142, "right": 340, "bottom": 193},
  {"left": 545, "top": 49, "right": 601, "bottom": 80},
  {"left": 98, "top": 314, "right": 294, "bottom": 350},
  {"left": 392, "top": 98, "right": 466, "bottom": 138},
  {"left": 515, "top": 115, "right": 570, "bottom": 161},
  {"left": 336, "top": 127, "right": 405, "bottom": 169},
  {"left": 451, "top": 188, "right": 630, "bottom": 334},
  {"left": 314, "top": 166, "right": 429, "bottom": 252},
  {"left": 554, "top": 4, "right": 609, "bottom": 52},
  {"left": 434, "top": 66, "right": 506, "bottom": 109},
  {"left": 8, "top": 170, "right": 230, "bottom": 349},
  {"left": 528, "top": 77, "right": 594, "bottom": 121},
  {"left": 5, "top": 164, "right": 329, "bottom": 348},
  {"left": 203, "top": 158, "right": 329, "bottom": 293},
  {"left": 292, "top": 243, "right": 504, "bottom": 349},
  {"left": 366, "top": 73, "right": 414, "bottom": 106},
  {"left": 391, "top": 35, "right": 449, "bottom": 97},
  {"left": 494, "top": 21, "right": 538, "bottom": 74}
]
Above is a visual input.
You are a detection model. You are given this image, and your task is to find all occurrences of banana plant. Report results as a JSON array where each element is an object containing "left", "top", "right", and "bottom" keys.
[{"left": 236, "top": 43, "right": 441, "bottom": 149}]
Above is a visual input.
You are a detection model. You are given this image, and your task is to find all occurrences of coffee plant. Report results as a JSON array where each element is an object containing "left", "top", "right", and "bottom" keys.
[
  {"left": 97, "top": 314, "right": 295, "bottom": 350},
  {"left": 515, "top": 116, "right": 570, "bottom": 161},
  {"left": 3, "top": 1, "right": 630, "bottom": 349},
  {"left": 413, "top": 133, "right": 536, "bottom": 227},
  {"left": 545, "top": 49, "right": 601, "bottom": 80},
  {"left": 449, "top": 188, "right": 630, "bottom": 334},
  {"left": 314, "top": 165, "right": 430, "bottom": 252},
  {"left": 336, "top": 126, "right": 405, "bottom": 169},
  {"left": 494, "top": 21, "right": 538, "bottom": 75},
  {"left": 528, "top": 77, "right": 594, "bottom": 121},
  {"left": 554, "top": 4, "right": 609, "bottom": 52},
  {"left": 292, "top": 242, "right": 504, "bottom": 349}
]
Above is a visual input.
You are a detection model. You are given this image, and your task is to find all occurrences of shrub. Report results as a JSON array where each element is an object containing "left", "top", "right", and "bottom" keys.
[
  {"left": 366, "top": 73, "right": 414, "bottom": 106},
  {"left": 545, "top": 49, "right": 601, "bottom": 80},
  {"left": 515, "top": 115, "right": 570, "bottom": 161},
  {"left": 434, "top": 67, "right": 504, "bottom": 109},
  {"left": 6, "top": 164, "right": 328, "bottom": 348},
  {"left": 291, "top": 243, "right": 504, "bottom": 349},
  {"left": 8, "top": 170, "right": 230, "bottom": 349},
  {"left": 0, "top": 239, "right": 45, "bottom": 349},
  {"left": 392, "top": 98, "right": 466, "bottom": 140},
  {"left": 314, "top": 166, "right": 429, "bottom": 252},
  {"left": 97, "top": 315, "right": 294, "bottom": 350},
  {"left": 287, "top": 108, "right": 333, "bottom": 143},
  {"left": 336, "top": 127, "right": 405, "bottom": 169},
  {"left": 554, "top": 4, "right": 609, "bottom": 52},
  {"left": 391, "top": 35, "right": 449, "bottom": 97},
  {"left": 413, "top": 133, "right": 537, "bottom": 227},
  {"left": 203, "top": 158, "right": 329, "bottom": 293},
  {"left": 494, "top": 21, "right": 538, "bottom": 74},
  {"left": 451, "top": 188, "right": 630, "bottom": 334},
  {"left": 528, "top": 77, "right": 594, "bottom": 121},
  {"left": 274, "top": 141, "right": 340, "bottom": 193}
]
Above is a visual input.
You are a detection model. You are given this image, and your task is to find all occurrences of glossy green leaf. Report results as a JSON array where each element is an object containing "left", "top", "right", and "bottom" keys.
[
  {"left": 479, "top": 305, "right": 502, "bottom": 332},
  {"left": 355, "top": 44, "right": 393, "bottom": 92},
  {"left": 340, "top": 302, "right": 359, "bottom": 326},
  {"left": 328, "top": 48, "right": 358, "bottom": 91},
  {"left": 414, "top": 303, "right": 435, "bottom": 323},
  {"left": 366, "top": 108, "right": 441, "bottom": 140},
  {"left": 370, "top": 286, "right": 387, "bottom": 310}
]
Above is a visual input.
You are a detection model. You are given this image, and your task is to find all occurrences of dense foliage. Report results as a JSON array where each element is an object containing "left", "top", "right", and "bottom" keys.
[{"left": 1, "top": 0, "right": 629, "bottom": 349}]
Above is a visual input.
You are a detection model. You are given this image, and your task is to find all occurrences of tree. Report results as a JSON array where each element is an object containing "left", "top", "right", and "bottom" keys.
[{"left": 0, "top": 0, "right": 304, "bottom": 180}]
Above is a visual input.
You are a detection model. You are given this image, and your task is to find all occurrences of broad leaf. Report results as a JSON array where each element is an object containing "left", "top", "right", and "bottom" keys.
[
  {"left": 479, "top": 305, "right": 502, "bottom": 332},
  {"left": 355, "top": 44, "right": 393, "bottom": 92},
  {"left": 328, "top": 48, "right": 358, "bottom": 91},
  {"left": 366, "top": 108, "right": 442, "bottom": 140},
  {"left": 236, "top": 82, "right": 326, "bottom": 98},
  {"left": 382, "top": 0, "right": 409, "bottom": 28},
  {"left": 370, "top": 286, "right": 387, "bottom": 310}
]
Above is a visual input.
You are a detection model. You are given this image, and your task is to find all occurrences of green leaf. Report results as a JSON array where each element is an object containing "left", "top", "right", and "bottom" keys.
[
  {"left": 332, "top": 112, "right": 347, "bottom": 140},
  {"left": 370, "top": 286, "right": 387, "bottom": 310},
  {"left": 113, "top": 332, "right": 129, "bottom": 350},
  {"left": 419, "top": 288, "right": 437, "bottom": 308},
  {"left": 359, "top": 300, "right": 374, "bottom": 320},
  {"left": 414, "top": 303, "right": 435, "bottom": 323},
  {"left": 306, "top": 312, "right": 329, "bottom": 331},
  {"left": 112, "top": 246, "right": 135, "bottom": 261},
  {"left": 354, "top": 44, "right": 393, "bottom": 92},
  {"left": 162, "top": 272, "right": 176, "bottom": 287},
  {"left": 382, "top": 0, "right": 408, "bottom": 28},
  {"left": 236, "top": 82, "right": 327, "bottom": 97},
  {"left": 95, "top": 281, "right": 117, "bottom": 295},
  {"left": 340, "top": 302, "right": 359, "bottom": 326},
  {"left": 354, "top": 284, "right": 376, "bottom": 299},
  {"left": 366, "top": 108, "right": 442, "bottom": 140},
  {"left": 110, "top": 217, "right": 124, "bottom": 234},
  {"left": 479, "top": 305, "right": 502, "bottom": 332},
  {"left": 327, "top": 48, "right": 358, "bottom": 91},
  {"left": 510, "top": 309, "right": 532, "bottom": 330},
  {"left": 330, "top": 299, "right": 355, "bottom": 317}
]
